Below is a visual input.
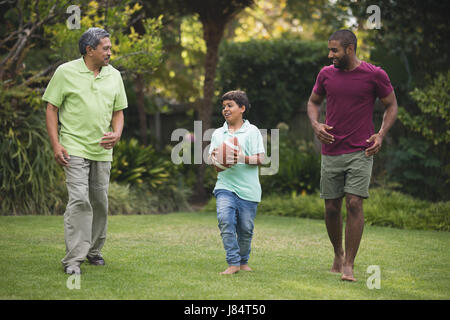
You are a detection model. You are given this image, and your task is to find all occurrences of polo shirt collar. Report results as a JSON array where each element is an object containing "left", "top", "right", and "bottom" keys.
[
  {"left": 78, "top": 57, "right": 111, "bottom": 78},
  {"left": 222, "top": 119, "right": 250, "bottom": 133}
]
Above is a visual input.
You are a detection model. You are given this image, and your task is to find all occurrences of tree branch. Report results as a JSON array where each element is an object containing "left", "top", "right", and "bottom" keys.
[{"left": 19, "top": 60, "right": 64, "bottom": 87}]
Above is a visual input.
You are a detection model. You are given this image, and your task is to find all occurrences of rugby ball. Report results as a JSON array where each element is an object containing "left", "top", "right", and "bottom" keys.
[{"left": 212, "top": 137, "right": 240, "bottom": 172}]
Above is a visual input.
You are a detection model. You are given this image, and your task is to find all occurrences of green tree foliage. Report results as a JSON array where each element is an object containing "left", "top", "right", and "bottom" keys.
[
  {"left": 146, "top": 14, "right": 206, "bottom": 105},
  {"left": 388, "top": 71, "right": 450, "bottom": 201},
  {"left": 343, "top": 0, "right": 450, "bottom": 89},
  {"left": 398, "top": 71, "right": 450, "bottom": 148},
  {"left": 44, "top": 1, "right": 163, "bottom": 75},
  {"left": 0, "top": 0, "right": 72, "bottom": 82},
  {"left": 286, "top": 0, "right": 351, "bottom": 40},
  {"left": 140, "top": 2, "right": 203, "bottom": 105},
  {"left": 231, "top": 0, "right": 305, "bottom": 41}
]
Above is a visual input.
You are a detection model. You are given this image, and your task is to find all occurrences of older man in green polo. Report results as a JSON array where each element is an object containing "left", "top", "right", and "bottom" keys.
[{"left": 43, "top": 28, "right": 127, "bottom": 275}]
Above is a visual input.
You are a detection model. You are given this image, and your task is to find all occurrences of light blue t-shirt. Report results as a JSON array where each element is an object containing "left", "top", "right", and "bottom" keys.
[{"left": 209, "top": 120, "right": 265, "bottom": 202}]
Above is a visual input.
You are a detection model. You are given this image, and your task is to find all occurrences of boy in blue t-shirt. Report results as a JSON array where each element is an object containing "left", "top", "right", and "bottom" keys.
[{"left": 208, "top": 90, "right": 265, "bottom": 275}]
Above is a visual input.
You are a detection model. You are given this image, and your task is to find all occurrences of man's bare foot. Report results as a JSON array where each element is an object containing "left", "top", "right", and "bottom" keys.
[
  {"left": 240, "top": 264, "right": 252, "bottom": 271},
  {"left": 330, "top": 254, "right": 344, "bottom": 273},
  {"left": 341, "top": 265, "right": 356, "bottom": 282},
  {"left": 220, "top": 266, "right": 240, "bottom": 275}
]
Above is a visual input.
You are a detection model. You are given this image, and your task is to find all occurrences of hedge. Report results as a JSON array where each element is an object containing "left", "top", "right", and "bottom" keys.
[
  {"left": 216, "top": 39, "right": 329, "bottom": 130},
  {"left": 202, "top": 188, "right": 450, "bottom": 232}
]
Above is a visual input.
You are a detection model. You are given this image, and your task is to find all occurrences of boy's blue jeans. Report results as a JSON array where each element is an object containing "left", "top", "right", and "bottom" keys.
[{"left": 214, "top": 189, "right": 258, "bottom": 266}]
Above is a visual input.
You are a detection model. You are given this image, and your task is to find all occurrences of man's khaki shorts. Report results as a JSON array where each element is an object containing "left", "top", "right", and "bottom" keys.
[{"left": 320, "top": 151, "right": 373, "bottom": 199}]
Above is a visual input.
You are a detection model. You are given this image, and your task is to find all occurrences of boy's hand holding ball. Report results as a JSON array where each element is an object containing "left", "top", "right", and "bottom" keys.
[{"left": 211, "top": 137, "right": 242, "bottom": 172}]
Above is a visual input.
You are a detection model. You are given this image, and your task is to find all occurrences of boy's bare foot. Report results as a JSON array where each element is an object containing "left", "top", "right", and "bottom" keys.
[
  {"left": 240, "top": 264, "right": 252, "bottom": 271},
  {"left": 330, "top": 254, "right": 344, "bottom": 273},
  {"left": 341, "top": 265, "right": 356, "bottom": 282},
  {"left": 220, "top": 266, "right": 240, "bottom": 275}
]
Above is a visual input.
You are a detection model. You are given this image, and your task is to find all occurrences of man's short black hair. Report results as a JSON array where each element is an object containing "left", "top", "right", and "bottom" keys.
[
  {"left": 221, "top": 90, "right": 251, "bottom": 114},
  {"left": 329, "top": 29, "right": 357, "bottom": 52}
]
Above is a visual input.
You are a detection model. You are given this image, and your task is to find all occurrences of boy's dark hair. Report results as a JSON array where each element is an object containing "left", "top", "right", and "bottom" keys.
[
  {"left": 221, "top": 90, "right": 251, "bottom": 114},
  {"left": 329, "top": 29, "right": 357, "bottom": 53}
]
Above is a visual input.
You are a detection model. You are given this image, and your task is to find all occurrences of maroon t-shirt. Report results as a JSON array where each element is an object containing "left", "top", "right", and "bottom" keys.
[{"left": 313, "top": 61, "right": 393, "bottom": 155}]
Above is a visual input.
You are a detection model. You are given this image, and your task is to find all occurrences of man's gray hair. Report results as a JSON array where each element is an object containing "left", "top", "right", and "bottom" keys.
[{"left": 79, "top": 27, "right": 110, "bottom": 55}]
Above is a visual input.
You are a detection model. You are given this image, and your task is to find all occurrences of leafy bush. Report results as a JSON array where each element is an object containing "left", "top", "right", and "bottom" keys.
[
  {"left": 260, "top": 126, "right": 321, "bottom": 195},
  {"left": 217, "top": 39, "right": 328, "bottom": 129},
  {"left": 0, "top": 85, "right": 66, "bottom": 215},
  {"left": 178, "top": 162, "right": 217, "bottom": 196},
  {"left": 108, "top": 182, "right": 138, "bottom": 215},
  {"left": 202, "top": 192, "right": 324, "bottom": 219},
  {"left": 403, "top": 71, "right": 450, "bottom": 146},
  {"left": 364, "top": 188, "right": 450, "bottom": 231},
  {"left": 111, "top": 138, "right": 174, "bottom": 189},
  {"left": 395, "top": 71, "right": 450, "bottom": 200},
  {"left": 108, "top": 181, "right": 191, "bottom": 215},
  {"left": 202, "top": 188, "right": 450, "bottom": 231},
  {"left": 387, "top": 136, "right": 446, "bottom": 201},
  {"left": 110, "top": 138, "right": 192, "bottom": 213}
]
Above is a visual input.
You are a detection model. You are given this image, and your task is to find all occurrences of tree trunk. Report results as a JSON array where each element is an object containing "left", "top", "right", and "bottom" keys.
[
  {"left": 135, "top": 74, "right": 148, "bottom": 145},
  {"left": 154, "top": 110, "right": 161, "bottom": 151},
  {"left": 193, "top": 19, "right": 225, "bottom": 201}
]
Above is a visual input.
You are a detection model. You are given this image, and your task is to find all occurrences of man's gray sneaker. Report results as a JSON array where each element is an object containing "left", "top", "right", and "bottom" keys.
[{"left": 64, "top": 265, "right": 81, "bottom": 275}]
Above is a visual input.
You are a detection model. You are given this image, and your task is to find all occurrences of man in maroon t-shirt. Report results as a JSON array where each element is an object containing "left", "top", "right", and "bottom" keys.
[{"left": 307, "top": 30, "right": 398, "bottom": 282}]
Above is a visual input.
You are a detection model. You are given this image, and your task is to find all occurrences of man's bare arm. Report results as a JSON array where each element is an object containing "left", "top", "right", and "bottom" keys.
[
  {"left": 365, "top": 91, "right": 398, "bottom": 156},
  {"left": 46, "top": 102, "right": 69, "bottom": 166},
  {"left": 100, "top": 110, "right": 124, "bottom": 150},
  {"left": 307, "top": 91, "right": 334, "bottom": 144}
]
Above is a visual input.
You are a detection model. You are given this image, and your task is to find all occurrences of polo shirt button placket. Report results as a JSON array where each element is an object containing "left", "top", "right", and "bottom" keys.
[{"left": 92, "top": 76, "right": 98, "bottom": 93}]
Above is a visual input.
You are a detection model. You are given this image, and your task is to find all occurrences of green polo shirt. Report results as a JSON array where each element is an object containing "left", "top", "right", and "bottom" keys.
[
  {"left": 42, "top": 57, "right": 128, "bottom": 161},
  {"left": 209, "top": 120, "right": 265, "bottom": 202}
]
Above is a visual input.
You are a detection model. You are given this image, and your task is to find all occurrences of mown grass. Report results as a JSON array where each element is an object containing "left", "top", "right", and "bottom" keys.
[{"left": 0, "top": 212, "right": 449, "bottom": 300}]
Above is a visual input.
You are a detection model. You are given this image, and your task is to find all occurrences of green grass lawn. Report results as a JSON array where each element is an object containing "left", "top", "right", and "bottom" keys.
[{"left": 0, "top": 212, "right": 449, "bottom": 300}]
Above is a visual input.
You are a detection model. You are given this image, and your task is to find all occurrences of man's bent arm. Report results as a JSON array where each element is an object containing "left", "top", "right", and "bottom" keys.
[
  {"left": 365, "top": 91, "right": 398, "bottom": 156},
  {"left": 100, "top": 110, "right": 124, "bottom": 149},
  {"left": 378, "top": 91, "right": 398, "bottom": 139},
  {"left": 307, "top": 92, "right": 334, "bottom": 145},
  {"left": 111, "top": 110, "right": 124, "bottom": 138},
  {"left": 307, "top": 91, "right": 324, "bottom": 127},
  {"left": 100, "top": 109, "right": 124, "bottom": 150}
]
